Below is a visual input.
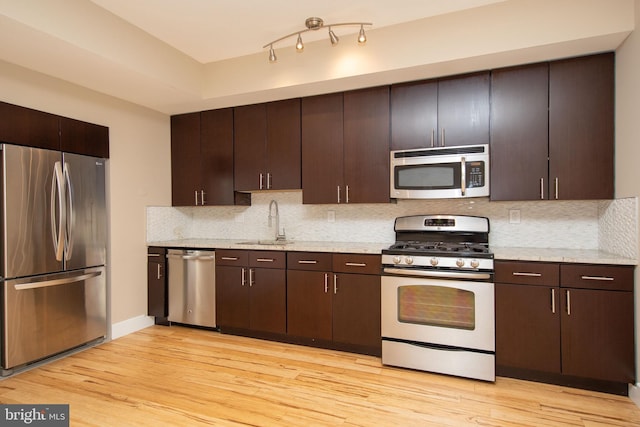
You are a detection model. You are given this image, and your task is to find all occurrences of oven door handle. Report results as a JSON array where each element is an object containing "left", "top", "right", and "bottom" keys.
[{"left": 383, "top": 267, "right": 491, "bottom": 280}]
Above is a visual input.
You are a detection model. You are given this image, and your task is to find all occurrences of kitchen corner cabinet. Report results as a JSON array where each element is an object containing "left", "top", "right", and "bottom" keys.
[
  {"left": 491, "top": 53, "right": 614, "bottom": 201},
  {"left": 287, "top": 252, "right": 381, "bottom": 355},
  {"left": 0, "top": 101, "right": 60, "bottom": 150},
  {"left": 390, "top": 72, "right": 490, "bottom": 150},
  {"left": 301, "top": 87, "right": 390, "bottom": 204},
  {"left": 215, "top": 249, "right": 286, "bottom": 334},
  {"left": 495, "top": 260, "right": 634, "bottom": 391},
  {"left": 233, "top": 99, "right": 301, "bottom": 191},
  {"left": 147, "top": 247, "right": 168, "bottom": 322},
  {"left": 171, "top": 109, "right": 247, "bottom": 206}
]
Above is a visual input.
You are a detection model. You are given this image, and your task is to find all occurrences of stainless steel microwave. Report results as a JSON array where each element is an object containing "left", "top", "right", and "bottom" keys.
[{"left": 390, "top": 144, "right": 489, "bottom": 199}]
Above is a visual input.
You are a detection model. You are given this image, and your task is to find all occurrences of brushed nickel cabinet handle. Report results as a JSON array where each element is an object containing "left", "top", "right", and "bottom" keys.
[
  {"left": 540, "top": 178, "right": 544, "bottom": 200},
  {"left": 551, "top": 288, "right": 556, "bottom": 314},
  {"left": 430, "top": 129, "right": 435, "bottom": 148},
  {"left": 346, "top": 185, "right": 350, "bottom": 203},
  {"left": 194, "top": 190, "right": 199, "bottom": 206},
  {"left": 259, "top": 173, "right": 264, "bottom": 190},
  {"left": 337, "top": 186, "right": 341, "bottom": 204},
  {"left": 249, "top": 268, "right": 254, "bottom": 287},
  {"left": 554, "top": 177, "right": 559, "bottom": 200},
  {"left": 512, "top": 272, "right": 542, "bottom": 277},
  {"left": 345, "top": 262, "right": 367, "bottom": 267},
  {"left": 324, "top": 273, "right": 328, "bottom": 293},
  {"left": 334, "top": 274, "right": 338, "bottom": 294},
  {"left": 298, "top": 260, "right": 318, "bottom": 264},
  {"left": 581, "top": 275, "right": 614, "bottom": 281},
  {"left": 221, "top": 257, "right": 239, "bottom": 261},
  {"left": 201, "top": 190, "right": 206, "bottom": 205},
  {"left": 256, "top": 258, "right": 275, "bottom": 263},
  {"left": 566, "top": 290, "right": 571, "bottom": 315},
  {"left": 157, "top": 264, "right": 162, "bottom": 280},
  {"left": 441, "top": 128, "right": 445, "bottom": 147},
  {"left": 241, "top": 267, "right": 246, "bottom": 286}
]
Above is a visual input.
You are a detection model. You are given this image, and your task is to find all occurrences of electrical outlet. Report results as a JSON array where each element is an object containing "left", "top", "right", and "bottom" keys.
[
  {"left": 509, "top": 209, "right": 521, "bottom": 224},
  {"left": 327, "top": 210, "right": 335, "bottom": 223}
]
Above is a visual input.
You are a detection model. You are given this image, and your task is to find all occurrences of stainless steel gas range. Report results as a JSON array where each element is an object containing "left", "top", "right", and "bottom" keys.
[{"left": 381, "top": 214, "right": 495, "bottom": 382}]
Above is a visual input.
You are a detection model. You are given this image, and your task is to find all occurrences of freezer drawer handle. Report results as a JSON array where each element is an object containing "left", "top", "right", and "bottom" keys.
[{"left": 14, "top": 270, "right": 103, "bottom": 291}]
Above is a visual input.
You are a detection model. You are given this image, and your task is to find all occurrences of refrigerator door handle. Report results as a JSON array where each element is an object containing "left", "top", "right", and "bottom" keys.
[
  {"left": 50, "top": 161, "right": 65, "bottom": 262},
  {"left": 63, "top": 162, "right": 75, "bottom": 261},
  {"left": 13, "top": 270, "right": 102, "bottom": 291}
]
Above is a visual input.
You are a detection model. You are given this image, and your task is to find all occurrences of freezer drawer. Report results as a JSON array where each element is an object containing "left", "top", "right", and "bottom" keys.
[
  {"left": 167, "top": 249, "right": 216, "bottom": 328},
  {"left": 2, "top": 266, "right": 107, "bottom": 370}
]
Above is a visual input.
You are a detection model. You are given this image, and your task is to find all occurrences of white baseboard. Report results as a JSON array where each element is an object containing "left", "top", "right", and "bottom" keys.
[
  {"left": 111, "top": 315, "right": 155, "bottom": 340},
  {"left": 629, "top": 384, "right": 640, "bottom": 408}
]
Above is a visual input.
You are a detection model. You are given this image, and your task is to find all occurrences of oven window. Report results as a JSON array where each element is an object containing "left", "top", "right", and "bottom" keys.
[{"left": 397, "top": 285, "right": 475, "bottom": 330}]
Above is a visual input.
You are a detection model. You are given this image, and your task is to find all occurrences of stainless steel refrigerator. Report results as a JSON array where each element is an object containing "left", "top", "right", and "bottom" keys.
[{"left": 1, "top": 144, "right": 107, "bottom": 372}]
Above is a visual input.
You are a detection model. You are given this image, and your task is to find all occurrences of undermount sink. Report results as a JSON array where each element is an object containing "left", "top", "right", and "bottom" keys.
[{"left": 236, "top": 240, "right": 293, "bottom": 246}]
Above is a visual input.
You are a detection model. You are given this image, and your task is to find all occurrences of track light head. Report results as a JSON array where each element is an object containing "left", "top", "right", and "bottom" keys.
[
  {"left": 328, "top": 27, "right": 339, "bottom": 46},
  {"left": 358, "top": 25, "right": 367, "bottom": 44}
]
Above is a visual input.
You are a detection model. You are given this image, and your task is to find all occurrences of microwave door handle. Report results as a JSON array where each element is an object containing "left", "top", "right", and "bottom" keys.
[{"left": 460, "top": 156, "right": 466, "bottom": 196}]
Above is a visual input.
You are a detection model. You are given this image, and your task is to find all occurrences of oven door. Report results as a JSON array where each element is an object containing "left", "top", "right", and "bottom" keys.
[
  {"left": 381, "top": 274, "right": 494, "bottom": 352},
  {"left": 390, "top": 144, "right": 489, "bottom": 199}
]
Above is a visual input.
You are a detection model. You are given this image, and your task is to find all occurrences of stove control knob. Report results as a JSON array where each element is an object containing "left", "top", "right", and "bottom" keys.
[
  {"left": 393, "top": 256, "right": 402, "bottom": 265},
  {"left": 470, "top": 259, "right": 480, "bottom": 269},
  {"left": 456, "top": 258, "right": 465, "bottom": 268},
  {"left": 430, "top": 257, "right": 438, "bottom": 266},
  {"left": 405, "top": 256, "right": 414, "bottom": 265}
]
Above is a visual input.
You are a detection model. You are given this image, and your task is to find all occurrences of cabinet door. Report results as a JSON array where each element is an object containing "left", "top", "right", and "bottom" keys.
[
  {"left": 549, "top": 53, "right": 614, "bottom": 200},
  {"left": 390, "top": 80, "right": 438, "bottom": 150},
  {"left": 266, "top": 99, "right": 301, "bottom": 190},
  {"left": 0, "top": 102, "right": 60, "bottom": 150},
  {"left": 171, "top": 112, "right": 201, "bottom": 206},
  {"left": 147, "top": 248, "right": 167, "bottom": 318},
  {"left": 287, "top": 270, "right": 332, "bottom": 340},
  {"left": 250, "top": 268, "right": 286, "bottom": 334},
  {"left": 495, "top": 283, "right": 561, "bottom": 373},
  {"left": 332, "top": 273, "right": 381, "bottom": 351},
  {"left": 234, "top": 103, "right": 266, "bottom": 191},
  {"left": 200, "top": 108, "right": 235, "bottom": 205},
  {"left": 301, "top": 93, "right": 344, "bottom": 204},
  {"left": 560, "top": 288, "right": 634, "bottom": 383},
  {"left": 60, "top": 117, "right": 109, "bottom": 158},
  {"left": 215, "top": 265, "right": 250, "bottom": 329},
  {"left": 490, "top": 63, "right": 549, "bottom": 201},
  {"left": 437, "top": 72, "right": 490, "bottom": 147},
  {"left": 343, "top": 86, "right": 390, "bottom": 204}
]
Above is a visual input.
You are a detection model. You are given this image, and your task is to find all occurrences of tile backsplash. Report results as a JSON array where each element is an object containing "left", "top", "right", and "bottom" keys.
[{"left": 147, "top": 192, "right": 637, "bottom": 258}]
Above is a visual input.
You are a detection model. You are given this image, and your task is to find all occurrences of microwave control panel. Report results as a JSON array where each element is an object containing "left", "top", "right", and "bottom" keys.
[{"left": 466, "top": 161, "right": 485, "bottom": 188}]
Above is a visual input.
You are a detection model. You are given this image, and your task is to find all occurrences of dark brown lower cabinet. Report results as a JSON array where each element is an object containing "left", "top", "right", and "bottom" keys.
[
  {"left": 287, "top": 252, "right": 381, "bottom": 356},
  {"left": 495, "top": 260, "right": 635, "bottom": 394},
  {"left": 215, "top": 250, "right": 286, "bottom": 335},
  {"left": 147, "top": 247, "right": 168, "bottom": 324}
]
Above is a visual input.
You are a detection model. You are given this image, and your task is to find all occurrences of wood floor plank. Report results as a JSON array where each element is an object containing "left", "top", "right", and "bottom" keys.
[{"left": 0, "top": 325, "right": 639, "bottom": 426}]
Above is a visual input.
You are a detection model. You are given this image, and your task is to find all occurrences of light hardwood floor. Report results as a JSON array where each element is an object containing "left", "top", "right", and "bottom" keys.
[{"left": 0, "top": 325, "right": 639, "bottom": 426}]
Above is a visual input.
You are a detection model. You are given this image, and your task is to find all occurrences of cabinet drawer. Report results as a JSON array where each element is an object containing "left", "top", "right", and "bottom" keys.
[
  {"left": 148, "top": 246, "right": 167, "bottom": 260},
  {"left": 216, "top": 249, "right": 249, "bottom": 266},
  {"left": 287, "top": 252, "right": 332, "bottom": 271},
  {"left": 560, "top": 264, "right": 634, "bottom": 291},
  {"left": 332, "top": 254, "right": 381, "bottom": 275},
  {"left": 495, "top": 261, "right": 559, "bottom": 286},
  {"left": 249, "top": 251, "right": 286, "bottom": 269}
]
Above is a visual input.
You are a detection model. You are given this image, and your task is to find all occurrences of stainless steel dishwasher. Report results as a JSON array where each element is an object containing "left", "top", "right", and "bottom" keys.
[{"left": 167, "top": 249, "right": 216, "bottom": 328}]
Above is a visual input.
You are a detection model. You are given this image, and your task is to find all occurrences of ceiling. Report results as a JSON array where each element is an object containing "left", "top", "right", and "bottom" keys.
[
  {"left": 88, "top": 0, "right": 504, "bottom": 63},
  {"left": 0, "top": 0, "right": 633, "bottom": 115}
]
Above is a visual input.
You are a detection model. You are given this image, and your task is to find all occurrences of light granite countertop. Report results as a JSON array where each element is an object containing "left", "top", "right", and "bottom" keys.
[{"left": 148, "top": 239, "right": 637, "bottom": 265}]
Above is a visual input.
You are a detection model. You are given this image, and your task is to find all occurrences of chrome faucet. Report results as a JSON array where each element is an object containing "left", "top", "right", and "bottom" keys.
[{"left": 268, "top": 200, "right": 286, "bottom": 241}]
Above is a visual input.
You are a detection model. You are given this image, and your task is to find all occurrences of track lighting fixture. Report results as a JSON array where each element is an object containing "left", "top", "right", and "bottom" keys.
[{"left": 264, "top": 17, "right": 372, "bottom": 63}]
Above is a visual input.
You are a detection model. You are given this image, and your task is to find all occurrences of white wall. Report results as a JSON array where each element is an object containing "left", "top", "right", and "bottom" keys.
[
  {"left": 0, "top": 60, "right": 172, "bottom": 331},
  {"left": 615, "top": 0, "right": 640, "bottom": 398}
]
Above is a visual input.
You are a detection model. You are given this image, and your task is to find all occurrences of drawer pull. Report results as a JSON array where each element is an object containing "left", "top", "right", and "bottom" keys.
[
  {"left": 256, "top": 258, "right": 275, "bottom": 263},
  {"left": 551, "top": 288, "right": 556, "bottom": 314},
  {"left": 148, "top": 253, "right": 161, "bottom": 258},
  {"left": 580, "top": 275, "right": 614, "bottom": 281},
  {"left": 298, "top": 260, "right": 318, "bottom": 264},
  {"left": 512, "top": 272, "right": 542, "bottom": 277},
  {"left": 345, "top": 262, "right": 367, "bottom": 267},
  {"left": 221, "top": 257, "right": 239, "bottom": 261}
]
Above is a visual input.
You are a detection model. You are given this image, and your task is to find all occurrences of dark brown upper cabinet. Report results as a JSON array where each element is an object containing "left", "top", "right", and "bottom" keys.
[
  {"left": 391, "top": 72, "right": 490, "bottom": 150},
  {"left": 234, "top": 98, "right": 301, "bottom": 192},
  {"left": 60, "top": 117, "right": 109, "bottom": 158},
  {"left": 490, "top": 62, "right": 549, "bottom": 201},
  {"left": 171, "top": 109, "right": 247, "bottom": 206},
  {"left": 491, "top": 53, "right": 614, "bottom": 201},
  {"left": 0, "top": 101, "right": 60, "bottom": 150},
  {"left": 302, "top": 87, "right": 390, "bottom": 204},
  {"left": 549, "top": 53, "right": 614, "bottom": 200}
]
